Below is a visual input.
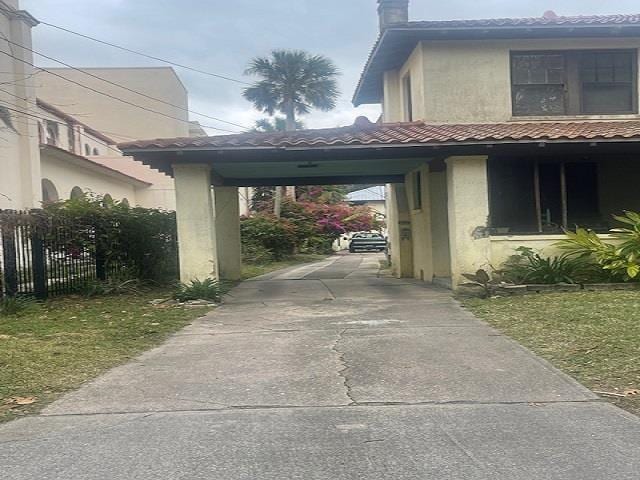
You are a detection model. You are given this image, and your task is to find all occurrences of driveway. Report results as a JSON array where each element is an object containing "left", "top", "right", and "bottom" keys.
[{"left": 1, "top": 253, "right": 639, "bottom": 479}]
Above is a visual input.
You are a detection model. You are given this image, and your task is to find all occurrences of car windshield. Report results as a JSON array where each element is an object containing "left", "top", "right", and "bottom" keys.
[{"left": 354, "top": 233, "right": 383, "bottom": 239}]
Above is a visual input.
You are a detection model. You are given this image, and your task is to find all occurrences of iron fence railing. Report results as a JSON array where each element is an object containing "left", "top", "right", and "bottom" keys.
[{"left": 0, "top": 210, "right": 129, "bottom": 299}]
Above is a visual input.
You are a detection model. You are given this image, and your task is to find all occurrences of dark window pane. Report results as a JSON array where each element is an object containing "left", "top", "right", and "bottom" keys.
[
  {"left": 512, "top": 54, "right": 564, "bottom": 84},
  {"left": 566, "top": 163, "right": 602, "bottom": 229},
  {"left": 489, "top": 158, "right": 537, "bottom": 233},
  {"left": 582, "top": 84, "right": 633, "bottom": 113},
  {"left": 513, "top": 85, "right": 565, "bottom": 115}
]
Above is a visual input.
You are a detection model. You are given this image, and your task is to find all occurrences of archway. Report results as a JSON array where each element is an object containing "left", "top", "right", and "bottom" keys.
[
  {"left": 41, "top": 179, "right": 59, "bottom": 204},
  {"left": 70, "top": 186, "right": 84, "bottom": 200}
]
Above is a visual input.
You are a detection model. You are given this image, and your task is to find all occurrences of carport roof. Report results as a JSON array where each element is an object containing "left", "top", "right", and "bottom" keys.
[
  {"left": 117, "top": 117, "right": 640, "bottom": 187},
  {"left": 120, "top": 117, "right": 640, "bottom": 152}
]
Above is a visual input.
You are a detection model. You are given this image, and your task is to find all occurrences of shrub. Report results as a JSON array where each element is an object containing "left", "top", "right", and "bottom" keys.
[
  {"left": 498, "top": 246, "right": 603, "bottom": 285},
  {"left": 557, "top": 211, "right": 640, "bottom": 282},
  {"left": 240, "top": 214, "right": 296, "bottom": 261},
  {"left": 174, "top": 278, "right": 229, "bottom": 303}
]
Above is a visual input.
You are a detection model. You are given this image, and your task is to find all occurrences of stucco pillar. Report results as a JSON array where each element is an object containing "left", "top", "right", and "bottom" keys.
[
  {"left": 173, "top": 164, "right": 218, "bottom": 283},
  {"left": 214, "top": 186, "right": 242, "bottom": 281},
  {"left": 429, "top": 171, "right": 451, "bottom": 278},
  {"left": 446, "top": 156, "right": 491, "bottom": 289},
  {"left": 386, "top": 183, "right": 414, "bottom": 278}
]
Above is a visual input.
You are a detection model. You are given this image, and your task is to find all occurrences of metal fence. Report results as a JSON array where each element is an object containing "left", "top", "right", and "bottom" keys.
[{"left": 0, "top": 210, "right": 127, "bottom": 299}]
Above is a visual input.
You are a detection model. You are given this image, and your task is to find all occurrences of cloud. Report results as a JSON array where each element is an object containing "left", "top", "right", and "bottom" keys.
[{"left": 21, "top": 0, "right": 640, "bottom": 132}]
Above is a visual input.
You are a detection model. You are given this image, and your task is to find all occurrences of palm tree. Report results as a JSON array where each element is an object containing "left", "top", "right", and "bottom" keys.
[
  {"left": 243, "top": 50, "right": 340, "bottom": 131},
  {"left": 243, "top": 50, "right": 340, "bottom": 215}
]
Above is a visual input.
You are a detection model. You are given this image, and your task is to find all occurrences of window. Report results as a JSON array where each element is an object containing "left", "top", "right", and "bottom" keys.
[
  {"left": 92, "top": 147, "right": 100, "bottom": 155},
  {"left": 489, "top": 158, "right": 603, "bottom": 233},
  {"left": 70, "top": 186, "right": 84, "bottom": 200},
  {"left": 68, "top": 126, "right": 76, "bottom": 153},
  {"left": 45, "top": 120, "right": 59, "bottom": 146},
  {"left": 403, "top": 73, "right": 413, "bottom": 121},
  {"left": 511, "top": 50, "right": 637, "bottom": 116},
  {"left": 84, "top": 144, "right": 91, "bottom": 156},
  {"left": 41, "top": 179, "right": 59, "bottom": 204},
  {"left": 412, "top": 170, "right": 422, "bottom": 210}
]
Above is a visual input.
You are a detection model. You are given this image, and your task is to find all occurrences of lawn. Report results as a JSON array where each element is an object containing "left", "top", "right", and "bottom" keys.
[
  {"left": 241, "top": 254, "right": 328, "bottom": 279},
  {"left": 0, "top": 290, "right": 209, "bottom": 422},
  {"left": 464, "top": 291, "right": 640, "bottom": 415}
]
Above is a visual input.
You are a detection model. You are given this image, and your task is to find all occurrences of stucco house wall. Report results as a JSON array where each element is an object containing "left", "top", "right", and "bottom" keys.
[{"left": 382, "top": 35, "right": 640, "bottom": 286}]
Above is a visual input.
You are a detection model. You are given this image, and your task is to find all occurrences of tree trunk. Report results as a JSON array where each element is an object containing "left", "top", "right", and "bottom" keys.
[
  {"left": 282, "top": 99, "right": 297, "bottom": 203},
  {"left": 274, "top": 186, "right": 283, "bottom": 218}
]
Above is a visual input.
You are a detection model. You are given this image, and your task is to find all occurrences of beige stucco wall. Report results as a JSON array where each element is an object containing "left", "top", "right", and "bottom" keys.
[
  {"left": 383, "top": 37, "right": 640, "bottom": 124},
  {"left": 35, "top": 67, "right": 189, "bottom": 142},
  {"left": 447, "top": 156, "right": 491, "bottom": 287},
  {"left": 0, "top": 3, "right": 41, "bottom": 210},
  {"left": 386, "top": 183, "right": 413, "bottom": 278},
  {"left": 405, "top": 164, "right": 433, "bottom": 281},
  {"left": 429, "top": 171, "right": 451, "bottom": 278}
]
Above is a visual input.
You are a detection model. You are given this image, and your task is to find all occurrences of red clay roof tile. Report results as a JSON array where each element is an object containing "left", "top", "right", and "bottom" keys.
[{"left": 119, "top": 118, "right": 640, "bottom": 152}]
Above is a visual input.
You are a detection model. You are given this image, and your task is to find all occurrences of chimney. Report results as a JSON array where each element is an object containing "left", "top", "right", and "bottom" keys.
[{"left": 377, "top": 0, "right": 409, "bottom": 31}]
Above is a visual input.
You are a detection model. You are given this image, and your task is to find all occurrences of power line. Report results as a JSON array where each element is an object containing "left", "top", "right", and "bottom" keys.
[
  {"left": 2, "top": 36, "right": 251, "bottom": 131},
  {"left": 0, "top": 49, "right": 242, "bottom": 134},
  {"left": 31, "top": 17, "right": 252, "bottom": 86},
  {"left": 0, "top": 100, "right": 124, "bottom": 155}
]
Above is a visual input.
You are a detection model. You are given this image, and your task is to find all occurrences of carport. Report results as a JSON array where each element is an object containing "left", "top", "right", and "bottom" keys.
[{"left": 119, "top": 116, "right": 640, "bottom": 288}]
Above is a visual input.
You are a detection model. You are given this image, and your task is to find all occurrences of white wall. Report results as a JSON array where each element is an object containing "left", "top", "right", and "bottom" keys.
[
  {"left": 0, "top": 3, "right": 40, "bottom": 210},
  {"left": 35, "top": 67, "right": 190, "bottom": 142},
  {"left": 41, "top": 153, "right": 137, "bottom": 203}
]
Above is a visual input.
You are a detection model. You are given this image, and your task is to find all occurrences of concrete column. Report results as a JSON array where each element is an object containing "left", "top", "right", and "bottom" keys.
[
  {"left": 173, "top": 164, "right": 218, "bottom": 283},
  {"left": 214, "top": 186, "right": 242, "bottom": 281},
  {"left": 386, "top": 183, "right": 414, "bottom": 278},
  {"left": 446, "top": 156, "right": 491, "bottom": 289}
]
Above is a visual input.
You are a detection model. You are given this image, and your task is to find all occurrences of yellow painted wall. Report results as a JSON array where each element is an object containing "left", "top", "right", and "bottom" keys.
[
  {"left": 383, "top": 37, "right": 640, "bottom": 124},
  {"left": 429, "top": 171, "right": 451, "bottom": 278},
  {"left": 405, "top": 164, "right": 433, "bottom": 281}
]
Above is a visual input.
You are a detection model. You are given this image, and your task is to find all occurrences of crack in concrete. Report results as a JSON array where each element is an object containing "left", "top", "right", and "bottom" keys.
[{"left": 331, "top": 329, "right": 357, "bottom": 405}]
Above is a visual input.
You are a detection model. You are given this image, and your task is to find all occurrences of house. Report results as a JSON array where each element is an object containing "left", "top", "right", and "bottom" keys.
[
  {"left": 119, "top": 0, "right": 640, "bottom": 289},
  {"left": 0, "top": 1, "right": 201, "bottom": 211},
  {"left": 347, "top": 185, "right": 386, "bottom": 220}
]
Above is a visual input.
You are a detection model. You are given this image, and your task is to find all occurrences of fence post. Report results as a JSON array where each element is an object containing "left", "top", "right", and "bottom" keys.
[
  {"left": 95, "top": 226, "right": 107, "bottom": 281},
  {"left": 30, "top": 228, "right": 47, "bottom": 300},
  {"left": 1, "top": 226, "right": 18, "bottom": 297}
]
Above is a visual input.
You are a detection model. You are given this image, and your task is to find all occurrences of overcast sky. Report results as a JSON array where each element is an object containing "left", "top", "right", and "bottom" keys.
[{"left": 21, "top": 0, "right": 640, "bottom": 134}]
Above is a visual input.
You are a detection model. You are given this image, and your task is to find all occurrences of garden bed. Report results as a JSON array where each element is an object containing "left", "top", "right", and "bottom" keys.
[{"left": 491, "top": 282, "right": 640, "bottom": 296}]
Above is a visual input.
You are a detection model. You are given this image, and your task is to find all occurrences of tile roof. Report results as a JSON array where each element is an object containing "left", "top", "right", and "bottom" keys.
[
  {"left": 119, "top": 117, "right": 640, "bottom": 151},
  {"left": 401, "top": 13, "right": 640, "bottom": 29}
]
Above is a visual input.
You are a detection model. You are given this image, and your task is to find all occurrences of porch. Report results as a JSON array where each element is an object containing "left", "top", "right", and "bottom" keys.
[{"left": 118, "top": 118, "right": 640, "bottom": 289}]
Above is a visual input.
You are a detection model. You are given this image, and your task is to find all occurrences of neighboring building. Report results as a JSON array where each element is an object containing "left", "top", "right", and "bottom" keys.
[
  {"left": 0, "top": 0, "right": 40, "bottom": 210},
  {"left": 1, "top": 1, "right": 206, "bottom": 211},
  {"left": 120, "top": 0, "right": 640, "bottom": 289},
  {"left": 347, "top": 185, "right": 386, "bottom": 220}
]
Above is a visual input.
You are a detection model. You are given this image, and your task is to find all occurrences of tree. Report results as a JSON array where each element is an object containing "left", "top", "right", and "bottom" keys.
[
  {"left": 243, "top": 50, "right": 340, "bottom": 131},
  {"left": 252, "top": 117, "right": 304, "bottom": 133},
  {"left": 243, "top": 50, "right": 340, "bottom": 216}
]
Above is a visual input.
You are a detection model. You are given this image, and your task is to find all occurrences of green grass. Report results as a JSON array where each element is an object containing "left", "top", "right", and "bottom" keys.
[
  {"left": 464, "top": 291, "right": 640, "bottom": 415},
  {"left": 0, "top": 290, "right": 209, "bottom": 422},
  {"left": 241, "top": 254, "right": 328, "bottom": 279}
]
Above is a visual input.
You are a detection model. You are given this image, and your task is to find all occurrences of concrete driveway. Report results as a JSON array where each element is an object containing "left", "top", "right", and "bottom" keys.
[{"left": 1, "top": 253, "right": 639, "bottom": 479}]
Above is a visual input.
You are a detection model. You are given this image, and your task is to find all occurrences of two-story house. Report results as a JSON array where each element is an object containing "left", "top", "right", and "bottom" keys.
[{"left": 120, "top": 1, "right": 640, "bottom": 287}]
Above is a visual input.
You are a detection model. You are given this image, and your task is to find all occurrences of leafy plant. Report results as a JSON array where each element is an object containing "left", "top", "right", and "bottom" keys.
[
  {"left": 557, "top": 211, "right": 640, "bottom": 282},
  {"left": 79, "top": 277, "right": 142, "bottom": 298},
  {"left": 0, "top": 296, "right": 40, "bottom": 317},
  {"left": 499, "top": 246, "right": 601, "bottom": 285},
  {"left": 461, "top": 269, "right": 492, "bottom": 297},
  {"left": 174, "top": 278, "right": 229, "bottom": 303}
]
